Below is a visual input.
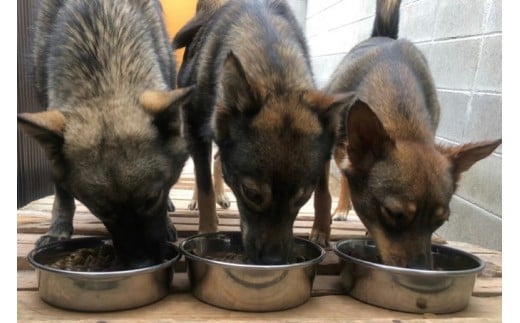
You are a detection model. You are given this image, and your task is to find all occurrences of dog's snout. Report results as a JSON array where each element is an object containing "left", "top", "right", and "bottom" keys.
[
  {"left": 406, "top": 254, "right": 433, "bottom": 270},
  {"left": 250, "top": 241, "right": 291, "bottom": 265}
]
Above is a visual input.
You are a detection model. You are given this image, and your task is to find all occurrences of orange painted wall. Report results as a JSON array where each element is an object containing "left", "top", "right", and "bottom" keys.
[{"left": 160, "top": 0, "right": 197, "bottom": 69}]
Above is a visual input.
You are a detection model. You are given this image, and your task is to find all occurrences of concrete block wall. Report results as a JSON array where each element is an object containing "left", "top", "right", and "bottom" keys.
[{"left": 302, "top": 0, "right": 502, "bottom": 250}]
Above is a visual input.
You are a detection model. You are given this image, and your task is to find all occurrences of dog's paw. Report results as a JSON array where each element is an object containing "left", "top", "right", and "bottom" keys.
[
  {"left": 309, "top": 228, "right": 330, "bottom": 248},
  {"left": 167, "top": 198, "right": 176, "bottom": 212},
  {"left": 35, "top": 234, "right": 71, "bottom": 248},
  {"left": 332, "top": 209, "right": 349, "bottom": 221},
  {"left": 188, "top": 200, "right": 198, "bottom": 210},
  {"left": 216, "top": 194, "right": 231, "bottom": 209}
]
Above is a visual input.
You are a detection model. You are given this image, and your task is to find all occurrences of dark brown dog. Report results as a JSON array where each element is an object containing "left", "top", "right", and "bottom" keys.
[
  {"left": 173, "top": 0, "right": 350, "bottom": 264},
  {"left": 321, "top": 0, "right": 501, "bottom": 268}
]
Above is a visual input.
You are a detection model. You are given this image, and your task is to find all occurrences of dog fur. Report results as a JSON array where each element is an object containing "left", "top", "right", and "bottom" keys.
[
  {"left": 321, "top": 0, "right": 502, "bottom": 268},
  {"left": 173, "top": 0, "right": 350, "bottom": 264},
  {"left": 18, "top": 0, "right": 191, "bottom": 268}
]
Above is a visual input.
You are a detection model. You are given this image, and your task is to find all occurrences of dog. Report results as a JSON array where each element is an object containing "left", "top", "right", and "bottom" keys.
[
  {"left": 18, "top": 0, "right": 191, "bottom": 268},
  {"left": 320, "top": 0, "right": 502, "bottom": 269},
  {"left": 173, "top": 0, "right": 351, "bottom": 264}
]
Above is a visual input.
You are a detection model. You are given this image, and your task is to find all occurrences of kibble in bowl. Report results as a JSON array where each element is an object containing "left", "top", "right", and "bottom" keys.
[{"left": 27, "top": 237, "right": 180, "bottom": 312}]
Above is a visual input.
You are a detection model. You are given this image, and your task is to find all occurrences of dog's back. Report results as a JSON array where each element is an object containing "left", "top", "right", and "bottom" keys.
[
  {"left": 178, "top": 0, "right": 314, "bottom": 114},
  {"left": 326, "top": 0, "right": 440, "bottom": 142}
]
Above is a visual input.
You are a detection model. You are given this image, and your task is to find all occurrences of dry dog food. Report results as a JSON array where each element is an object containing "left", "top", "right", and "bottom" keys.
[{"left": 50, "top": 245, "right": 122, "bottom": 272}]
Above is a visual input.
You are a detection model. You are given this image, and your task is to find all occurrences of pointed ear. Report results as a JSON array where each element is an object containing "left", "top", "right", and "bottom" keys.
[
  {"left": 218, "top": 51, "right": 260, "bottom": 116},
  {"left": 304, "top": 91, "right": 355, "bottom": 127},
  {"left": 140, "top": 86, "right": 193, "bottom": 138},
  {"left": 345, "top": 100, "right": 395, "bottom": 171},
  {"left": 441, "top": 139, "right": 502, "bottom": 181},
  {"left": 214, "top": 52, "right": 260, "bottom": 141},
  {"left": 140, "top": 86, "right": 193, "bottom": 115},
  {"left": 18, "top": 110, "right": 65, "bottom": 159},
  {"left": 172, "top": 14, "right": 206, "bottom": 49}
]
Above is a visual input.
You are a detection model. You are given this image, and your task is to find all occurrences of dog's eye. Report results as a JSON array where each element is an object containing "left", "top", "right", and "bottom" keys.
[
  {"left": 241, "top": 185, "right": 264, "bottom": 206},
  {"left": 380, "top": 206, "right": 413, "bottom": 228}
]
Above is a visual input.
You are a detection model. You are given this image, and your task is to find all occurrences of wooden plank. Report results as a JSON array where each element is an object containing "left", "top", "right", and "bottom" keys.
[{"left": 16, "top": 291, "right": 501, "bottom": 322}]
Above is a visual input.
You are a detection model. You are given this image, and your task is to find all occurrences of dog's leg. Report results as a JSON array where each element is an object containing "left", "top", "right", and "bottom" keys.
[
  {"left": 164, "top": 213, "right": 178, "bottom": 242},
  {"left": 310, "top": 161, "right": 332, "bottom": 247},
  {"left": 188, "top": 177, "right": 199, "bottom": 210},
  {"left": 191, "top": 142, "right": 219, "bottom": 233},
  {"left": 36, "top": 184, "right": 75, "bottom": 247},
  {"left": 332, "top": 145, "right": 351, "bottom": 221},
  {"left": 213, "top": 151, "right": 231, "bottom": 209},
  {"left": 332, "top": 174, "right": 351, "bottom": 221},
  {"left": 167, "top": 197, "right": 176, "bottom": 212}
]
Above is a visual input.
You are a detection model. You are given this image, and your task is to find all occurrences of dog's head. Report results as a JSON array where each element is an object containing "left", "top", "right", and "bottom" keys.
[
  {"left": 18, "top": 87, "right": 191, "bottom": 268},
  {"left": 213, "top": 52, "right": 351, "bottom": 265},
  {"left": 338, "top": 100, "right": 501, "bottom": 269}
]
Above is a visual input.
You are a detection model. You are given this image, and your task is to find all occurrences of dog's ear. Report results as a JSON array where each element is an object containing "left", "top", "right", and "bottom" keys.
[
  {"left": 18, "top": 110, "right": 66, "bottom": 160},
  {"left": 140, "top": 86, "right": 193, "bottom": 137},
  {"left": 345, "top": 99, "right": 395, "bottom": 172},
  {"left": 214, "top": 51, "right": 260, "bottom": 140},
  {"left": 218, "top": 51, "right": 260, "bottom": 116},
  {"left": 172, "top": 0, "right": 223, "bottom": 49},
  {"left": 304, "top": 91, "right": 355, "bottom": 126},
  {"left": 172, "top": 14, "right": 206, "bottom": 49},
  {"left": 440, "top": 139, "right": 502, "bottom": 182}
]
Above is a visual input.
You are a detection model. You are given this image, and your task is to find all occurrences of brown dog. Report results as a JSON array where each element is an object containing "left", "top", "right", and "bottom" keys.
[{"left": 320, "top": 0, "right": 501, "bottom": 268}]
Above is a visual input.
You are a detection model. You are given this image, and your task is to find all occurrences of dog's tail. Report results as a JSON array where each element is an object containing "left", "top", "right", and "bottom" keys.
[{"left": 371, "top": 0, "right": 402, "bottom": 39}]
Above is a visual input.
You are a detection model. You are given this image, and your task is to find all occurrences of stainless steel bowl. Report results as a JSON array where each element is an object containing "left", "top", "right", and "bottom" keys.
[
  {"left": 27, "top": 237, "right": 180, "bottom": 312},
  {"left": 180, "top": 232, "right": 325, "bottom": 312},
  {"left": 333, "top": 238, "right": 485, "bottom": 314}
]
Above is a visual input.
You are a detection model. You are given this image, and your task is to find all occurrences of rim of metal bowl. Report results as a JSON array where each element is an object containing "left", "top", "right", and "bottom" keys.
[
  {"left": 27, "top": 237, "right": 181, "bottom": 278},
  {"left": 333, "top": 237, "right": 485, "bottom": 277},
  {"left": 180, "top": 232, "right": 326, "bottom": 270}
]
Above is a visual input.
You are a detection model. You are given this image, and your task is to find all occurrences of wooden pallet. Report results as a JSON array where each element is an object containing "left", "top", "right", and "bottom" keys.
[{"left": 17, "top": 159, "right": 502, "bottom": 322}]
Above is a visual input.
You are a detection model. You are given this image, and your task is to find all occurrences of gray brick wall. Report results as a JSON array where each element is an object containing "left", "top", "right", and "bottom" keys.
[{"left": 303, "top": 0, "right": 502, "bottom": 250}]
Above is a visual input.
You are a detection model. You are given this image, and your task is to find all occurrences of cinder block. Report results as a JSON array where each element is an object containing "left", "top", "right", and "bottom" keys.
[
  {"left": 433, "top": 0, "right": 487, "bottom": 39},
  {"left": 474, "top": 35, "right": 502, "bottom": 92},
  {"left": 463, "top": 94, "right": 502, "bottom": 153},
  {"left": 306, "top": 0, "right": 342, "bottom": 18},
  {"left": 456, "top": 152, "right": 502, "bottom": 217},
  {"left": 399, "top": 0, "right": 438, "bottom": 42},
  {"left": 436, "top": 90, "right": 470, "bottom": 142},
  {"left": 310, "top": 54, "right": 346, "bottom": 89},
  {"left": 436, "top": 195, "right": 501, "bottom": 251},
  {"left": 428, "top": 39, "right": 480, "bottom": 90},
  {"left": 286, "top": 0, "right": 308, "bottom": 30},
  {"left": 485, "top": 0, "right": 502, "bottom": 33}
]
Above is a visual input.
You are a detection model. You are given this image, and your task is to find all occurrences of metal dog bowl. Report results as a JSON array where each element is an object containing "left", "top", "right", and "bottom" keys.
[
  {"left": 27, "top": 237, "right": 180, "bottom": 312},
  {"left": 333, "top": 238, "right": 485, "bottom": 314},
  {"left": 180, "top": 232, "right": 325, "bottom": 312}
]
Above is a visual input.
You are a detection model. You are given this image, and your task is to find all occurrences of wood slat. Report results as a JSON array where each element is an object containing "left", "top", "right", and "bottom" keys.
[{"left": 17, "top": 291, "right": 502, "bottom": 322}]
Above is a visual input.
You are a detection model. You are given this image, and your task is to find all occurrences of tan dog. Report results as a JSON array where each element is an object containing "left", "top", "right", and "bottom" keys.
[{"left": 320, "top": 0, "right": 501, "bottom": 268}]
